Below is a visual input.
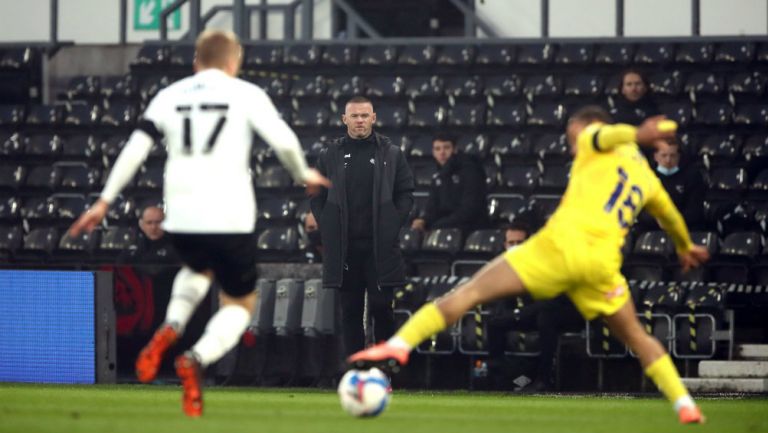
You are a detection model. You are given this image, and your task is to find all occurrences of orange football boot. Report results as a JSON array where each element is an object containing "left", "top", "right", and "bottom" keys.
[{"left": 136, "top": 324, "right": 178, "bottom": 383}]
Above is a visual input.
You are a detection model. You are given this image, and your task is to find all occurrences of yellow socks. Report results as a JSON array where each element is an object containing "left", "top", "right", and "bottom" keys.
[
  {"left": 390, "top": 303, "right": 447, "bottom": 349},
  {"left": 645, "top": 354, "right": 694, "bottom": 411}
]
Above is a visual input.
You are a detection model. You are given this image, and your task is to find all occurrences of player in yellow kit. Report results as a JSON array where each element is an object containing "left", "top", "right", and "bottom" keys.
[{"left": 349, "top": 106, "right": 710, "bottom": 424}]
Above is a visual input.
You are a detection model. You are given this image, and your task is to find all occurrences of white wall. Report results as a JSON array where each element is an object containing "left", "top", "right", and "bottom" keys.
[
  {"left": 476, "top": 0, "right": 766, "bottom": 38},
  {"left": 0, "top": 0, "right": 331, "bottom": 43},
  {"left": 701, "top": 0, "right": 767, "bottom": 35}
]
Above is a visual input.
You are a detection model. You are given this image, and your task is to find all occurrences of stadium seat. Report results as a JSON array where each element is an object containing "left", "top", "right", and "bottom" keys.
[
  {"left": 0, "top": 132, "right": 23, "bottom": 156},
  {"left": 444, "top": 76, "right": 483, "bottom": 99},
  {"left": 250, "top": 76, "right": 289, "bottom": 99},
  {"left": 102, "top": 194, "right": 136, "bottom": 224},
  {"left": 708, "top": 231, "right": 763, "bottom": 284},
  {"left": 719, "top": 231, "right": 762, "bottom": 258},
  {"left": 405, "top": 75, "right": 444, "bottom": 99},
  {"left": 409, "top": 191, "right": 429, "bottom": 221},
  {"left": 25, "top": 165, "right": 62, "bottom": 190},
  {"left": 675, "top": 42, "right": 714, "bottom": 64},
  {"left": 733, "top": 104, "right": 768, "bottom": 126},
  {"left": 62, "top": 134, "right": 99, "bottom": 159},
  {"left": 0, "top": 104, "right": 25, "bottom": 126},
  {"left": 255, "top": 165, "right": 293, "bottom": 189},
  {"left": 358, "top": 45, "right": 398, "bottom": 66},
  {"left": 474, "top": 45, "right": 515, "bottom": 65},
  {"left": 446, "top": 102, "right": 486, "bottom": 127},
  {"left": 632, "top": 231, "right": 674, "bottom": 259},
  {"left": 321, "top": 45, "right": 357, "bottom": 66},
  {"left": 486, "top": 101, "right": 527, "bottom": 127},
  {"left": 57, "top": 229, "right": 99, "bottom": 260},
  {"left": 527, "top": 103, "right": 566, "bottom": 127},
  {"left": 0, "top": 224, "right": 22, "bottom": 259},
  {"left": 714, "top": 41, "right": 755, "bottom": 63},
  {"left": 487, "top": 194, "right": 528, "bottom": 224},
  {"left": 407, "top": 101, "right": 445, "bottom": 127},
  {"left": 291, "top": 101, "right": 331, "bottom": 128},
  {"left": 0, "top": 196, "right": 20, "bottom": 221},
  {"left": 257, "top": 227, "right": 299, "bottom": 256},
  {"left": 244, "top": 45, "right": 283, "bottom": 66},
  {"left": 139, "top": 75, "right": 171, "bottom": 101},
  {"left": 463, "top": 229, "right": 504, "bottom": 255},
  {"left": 554, "top": 43, "right": 593, "bottom": 65},
  {"left": 482, "top": 162, "right": 500, "bottom": 190},
  {"left": 24, "top": 133, "right": 61, "bottom": 158},
  {"left": 456, "top": 133, "right": 490, "bottom": 159},
  {"left": 483, "top": 75, "right": 522, "bottom": 99},
  {"left": 727, "top": 71, "right": 766, "bottom": 96},
  {"left": 289, "top": 76, "right": 326, "bottom": 98},
  {"left": 133, "top": 45, "right": 168, "bottom": 66},
  {"left": 365, "top": 76, "right": 406, "bottom": 98},
  {"left": 634, "top": 42, "right": 674, "bottom": 64},
  {"left": 298, "top": 134, "right": 329, "bottom": 159},
  {"left": 538, "top": 164, "right": 570, "bottom": 194},
  {"left": 757, "top": 42, "right": 768, "bottom": 63},
  {"left": 21, "top": 227, "right": 58, "bottom": 256},
  {"left": 100, "top": 101, "right": 136, "bottom": 127},
  {"left": 100, "top": 134, "right": 128, "bottom": 160},
  {"left": 532, "top": 133, "right": 569, "bottom": 161},
  {"left": 135, "top": 165, "right": 163, "bottom": 190},
  {"left": 57, "top": 162, "right": 101, "bottom": 191},
  {"left": 422, "top": 229, "right": 463, "bottom": 255},
  {"left": 101, "top": 74, "right": 135, "bottom": 100},
  {"left": 751, "top": 169, "right": 768, "bottom": 192},
  {"left": 25, "top": 104, "right": 63, "bottom": 126},
  {"left": 489, "top": 133, "right": 530, "bottom": 159},
  {"left": 709, "top": 167, "right": 748, "bottom": 192},
  {"left": 695, "top": 101, "right": 733, "bottom": 126},
  {"left": 658, "top": 101, "right": 695, "bottom": 127},
  {"left": 698, "top": 134, "right": 741, "bottom": 166},
  {"left": 410, "top": 161, "right": 436, "bottom": 188},
  {"left": 284, "top": 44, "right": 321, "bottom": 66},
  {"left": 563, "top": 74, "right": 604, "bottom": 98},
  {"left": 0, "top": 164, "right": 26, "bottom": 190},
  {"left": 528, "top": 194, "right": 560, "bottom": 228},
  {"left": 406, "top": 134, "right": 432, "bottom": 159},
  {"left": 97, "top": 226, "right": 137, "bottom": 255},
  {"left": 257, "top": 197, "right": 297, "bottom": 222},
  {"left": 648, "top": 71, "right": 682, "bottom": 97},
  {"left": 523, "top": 74, "right": 563, "bottom": 99},
  {"left": 673, "top": 283, "right": 730, "bottom": 359},
  {"left": 594, "top": 43, "right": 634, "bottom": 65},
  {"left": 20, "top": 196, "right": 56, "bottom": 221},
  {"left": 436, "top": 45, "right": 476, "bottom": 65},
  {"left": 326, "top": 76, "right": 365, "bottom": 100},
  {"left": 684, "top": 72, "right": 725, "bottom": 98},
  {"left": 397, "top": 44, "right": 436, "bottom": 65},
  {"left": 517, "top": 43, "right": 555, "bottom": 64},
  {"left": 54, "top": 194, "right": 88, "bottom": 222},
  {"left": 168, "top": 45, "right": 194, "bottom": 66},
  {"left": 399, "top": 227, "right": 423, "bottom": 254},
  {"left": 0, "top": 47, "right": 35, "bottom": 69},
  {"left": 499, "top": 164, "right": 540, "bottom": 192}
]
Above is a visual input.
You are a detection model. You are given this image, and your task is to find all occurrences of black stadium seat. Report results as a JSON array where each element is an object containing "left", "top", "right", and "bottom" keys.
[
  {"left": 486, "top": 101, "right": 526, "bottom": 127},
  {"left": 321, "top": 45, "right": 358, "bottom": 66},
  {"left": 484, "top": 75, "right": 521, "bottom": 99},
  {"left": 244, "top": 45, "right": 283, "bottom": 67},
  {"left": 284, "top": 44, "right": 321, "bottom": 66},
  {"left": 436, "top": 45, "right": 476, "bottom": 65},
  {"left": 634, "top": 42, "right": 674, "bottom": 64},
  {"left": 326, "top": 76, "right": 366, "bottom": 100},
  {"left": 397, "top": 45, "right": 436, "bottom": 66},
  {"left": 675, "top": 42, "right": 714, "bottom": 64},
  {"left": 359, "top": 45, "right": 398, "bottom": 66},
  {"left": 475, "top": 45, "right": 515, "bottom": 65},
  {"left": 714, "top": 41, "right": 755, "bottom": 64},
  {"left": 405, "top": 76, "right": 444, "bottom": 100},
  {"left": 595, "top": 43, "right": 635, "bottom": 65}
]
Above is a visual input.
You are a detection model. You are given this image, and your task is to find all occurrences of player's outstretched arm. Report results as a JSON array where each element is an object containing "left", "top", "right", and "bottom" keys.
[{"left": 303, "top": 168, "right": 331, "bottom": 196}]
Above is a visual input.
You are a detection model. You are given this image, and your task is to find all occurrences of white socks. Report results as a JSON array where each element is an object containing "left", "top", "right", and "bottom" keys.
[
  {"left": 165, "top": 267, "right": 211, "bottom": 334},
  {"left": 192, "top": 304, "right": 251, "bottom": 367},
  {"left": 673, "top": 395, "right": 696, "bottom": 412}
]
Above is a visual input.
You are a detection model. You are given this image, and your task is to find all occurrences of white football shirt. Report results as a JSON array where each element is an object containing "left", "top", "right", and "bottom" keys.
[{"left": 101, "top": 68, "right": 309, "bottom": 233}]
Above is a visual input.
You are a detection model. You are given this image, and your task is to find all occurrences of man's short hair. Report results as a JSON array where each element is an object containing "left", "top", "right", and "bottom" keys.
[
  {"left": 619, "top": 68, "right": 649, "bottom": 88},
  {"left": 569, "top": 105, "right": 613, "bottom": 125},
  {"left": 433, "top": 131, "right": 457, "bottom": 146},
  {"left": 195, "top": 30, "right": 241, "bottom": 68},
  {"left": 346, "top": 95, "right": 372, "bottom": 106}
]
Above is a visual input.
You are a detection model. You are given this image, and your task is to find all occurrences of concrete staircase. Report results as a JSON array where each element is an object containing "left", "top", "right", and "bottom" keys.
[{"left": 682, "top": 344, "right": 768, "bottom": 393}]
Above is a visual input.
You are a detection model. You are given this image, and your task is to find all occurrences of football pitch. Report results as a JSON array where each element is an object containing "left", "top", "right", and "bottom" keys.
[{"left": 0, "top": 384, "right": 766, "bottom": 433}]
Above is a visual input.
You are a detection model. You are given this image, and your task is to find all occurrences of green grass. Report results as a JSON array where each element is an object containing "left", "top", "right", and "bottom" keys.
[{"left": 0, "top": 384, "right": 766, "bottom": 433}]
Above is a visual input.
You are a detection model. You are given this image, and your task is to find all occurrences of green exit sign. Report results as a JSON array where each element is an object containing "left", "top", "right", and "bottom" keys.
[{"left": 134, "top": 0, "right": 181, "bottom": 31}]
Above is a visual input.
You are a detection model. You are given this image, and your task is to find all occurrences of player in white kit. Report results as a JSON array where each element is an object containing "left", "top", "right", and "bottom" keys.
[{"left": 69, "top": 30, "right": 330, "bottom": 417}]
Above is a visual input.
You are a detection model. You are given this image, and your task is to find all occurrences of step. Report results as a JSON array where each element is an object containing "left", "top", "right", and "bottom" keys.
[
  {"left": 737, "top": 344, "right": 768, "bottom": 360},
  {"left": 699, "top": 361, "right": 768, "bottom": 378},
  {"left": 682, "top": 378, "right": 768, "bottom": 393}
]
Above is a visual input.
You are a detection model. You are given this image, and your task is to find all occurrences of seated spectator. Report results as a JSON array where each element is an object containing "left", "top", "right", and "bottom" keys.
[
  {"left": 487, "top": 222, "right": 582, "bottom": 391},
  {"left": 609, "top": 69, "right": 658, "bottom": 126},
  {"left": 119, "top": 205, "right": 178, "bottom": 265},
  {"left": 652, "top": 138, "right": 706, "bottom": 229},
  {"left": 411, "top": 132, "right": 487, "bottom": 233}
]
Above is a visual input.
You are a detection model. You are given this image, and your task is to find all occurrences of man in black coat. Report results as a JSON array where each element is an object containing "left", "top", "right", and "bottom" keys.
[
  {"left": 608, "top": 69, "right": 658, "bottom": 126},
  {"left": 411, "top": 132, "right": 487, "bottom": 232},
  {"left": 310, "top": 96, "right": 415, "bottom": 355}
]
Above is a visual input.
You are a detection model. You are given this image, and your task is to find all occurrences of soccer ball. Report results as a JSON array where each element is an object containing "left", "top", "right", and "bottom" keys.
[{"left": 337, "top": 368, "right": 392, "bottom": 417}]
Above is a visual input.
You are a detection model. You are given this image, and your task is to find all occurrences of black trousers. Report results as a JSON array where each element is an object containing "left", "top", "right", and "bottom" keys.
[
  {"left": 338, "top": 242, "right": 395, "bottom": 356},
  {"left": 487, "top": 295, "right": 582, "bottom": 383}
]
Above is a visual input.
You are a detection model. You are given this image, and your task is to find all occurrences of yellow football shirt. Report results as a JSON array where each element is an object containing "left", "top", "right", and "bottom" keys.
[{"left": 545, "top": 122, "right": 693, "bottom": 254}]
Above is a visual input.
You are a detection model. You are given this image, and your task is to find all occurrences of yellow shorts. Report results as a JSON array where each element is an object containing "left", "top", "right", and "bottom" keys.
[{"left": 503, "top": 228, "right": 630, "bottom": 320}]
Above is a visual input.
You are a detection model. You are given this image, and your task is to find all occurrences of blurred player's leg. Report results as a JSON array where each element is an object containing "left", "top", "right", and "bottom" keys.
[
  {"left": 136, "top": 267, "right": 211, "bottom": 383},
  {"left": 349, "top": 255, "right": 526, "bottom": 371},
  {"left": 603, "top": 300, "right": 705, "bottom": 424},
  {"left": 176, "top": 290, "right": 255, "bottom": 417}
]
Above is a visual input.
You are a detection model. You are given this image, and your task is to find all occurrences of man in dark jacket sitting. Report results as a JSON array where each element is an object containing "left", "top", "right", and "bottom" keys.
[
  {"left": 310, "top": 96, "right": 415, "bottom": 356},
  {"left": 411, "top": 132, "right": 487, "bottom": 233}
]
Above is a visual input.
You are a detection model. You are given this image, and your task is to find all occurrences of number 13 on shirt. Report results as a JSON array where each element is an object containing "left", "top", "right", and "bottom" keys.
[{"left": 604, "top": 166, "right": 644, "bottom": 228}]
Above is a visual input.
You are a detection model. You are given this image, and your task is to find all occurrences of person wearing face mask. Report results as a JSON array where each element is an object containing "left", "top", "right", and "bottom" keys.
[
  {"left": 411, "top": 132, "right": 488, "bottom": 233},
  {"left": 652, "top": 139, "right": 705, "bottom": 230},
  {"left": 608, "top": 69, "right": 658, "bottom": 126}
]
